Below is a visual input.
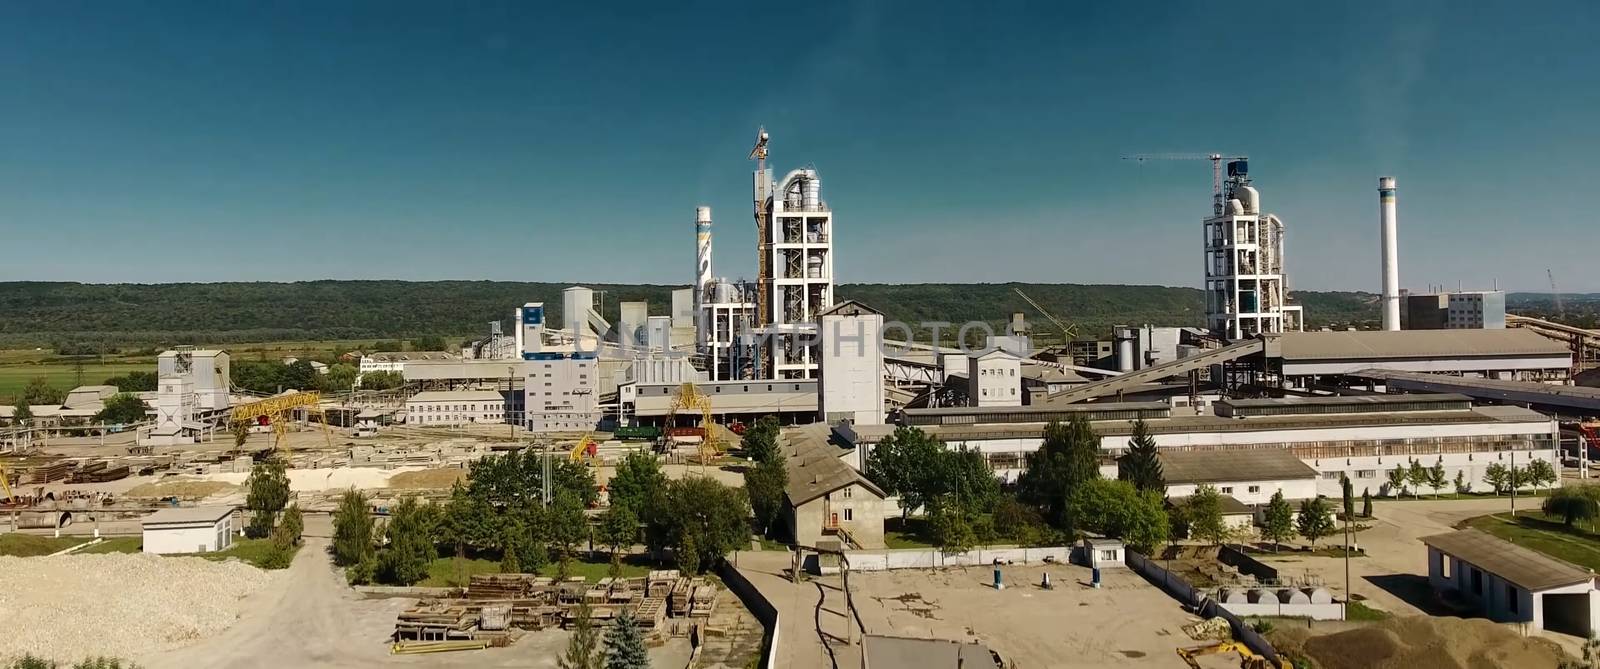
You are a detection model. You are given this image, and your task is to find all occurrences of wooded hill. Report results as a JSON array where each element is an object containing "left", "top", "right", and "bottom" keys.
[{"left": 0, "top": 280, "right": 1407, "bottom": 349}]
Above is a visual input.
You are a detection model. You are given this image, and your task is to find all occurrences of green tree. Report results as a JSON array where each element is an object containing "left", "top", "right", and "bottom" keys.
[
  {"left": 1453, "top": 470, "right": 1468, "bottom": 494},
  {"left": 560, "top": 599, "right": 602, "bottom": 669},
  {"left": 378, "top": 496, "right": 438, "bottom": 586},
  {"left": 991, "top": 494, "right": 1046, "bottom": 547},
  {"left": 1070, "top": 479, "right": 1169, "bottom": 553},
  {"left": 279, "top": 360, "right": 318, "bottom": 391},
  {"left": 361, "top": 370, "right": 406, "bottom": 390},
  {"left": 245, "top": 459, "right": 291, "bottom": 539},
  {"left": 1427, "top": 461, "right": 1448, "bottom": 497},
  {"left": 548, "top": 492, "right": 589, "bottom": 574},
  {"left": 319, "top": 363, "right": 359, "bottom": 393},
  {"left": 1386, "top": 466, "right": 1408, "bottom": 497},
  {"left": 1340, "top": 475, "right": 1354, "bottom": 519},
  {"left": 279, "top": 505, "right": 304, "bottom": 545},
  {"left": 598, "top": 504, "right": 639, "bottom": 577},
  {"left": 439, "top": 482, "right": 499, "bottom": 556},
  {"left": 1116, "top": 418, "right": 1164, "bottom": 493},
  {"left": 21, "top": 377, "right": 64, "bottom": 406},
  {"left": 1295, "top": 497, "right": 1336, "bottom": 547},
  {"left": 1527, "top": 459, "right": 1558, "bottom": 492},
  {"left": 608, "top": 449, "right": 668, "bottom": 516},
  {"left": 604, "top": 613, "right": 651, "bottom": 669},
  {"left": 865, "top": 426, "right": 945, "bottom": 518},
  {"left": 743, "top": 457, "right": 788, "bottom": 537},
  {"left": 945, "top": 447, "right": 1000, "bottom": 518},
  {"left": 511, "top": 505, "right": 552, "bottom": 573},
  {"left": 1483, "top": 463, "right": 1511, "bottom": 495},
  {"left": 1017, "top": 416, "right": 1103, "bottom": 531},
  {"left": 1544, "top": 487, "right": 1600, "bottom": 528},
  {"left": 1262, "top": 491, "right": 1295, "bottom": 552},
  {"left": 12, "top": 401, "right": 33, "bottom": 426},
  {"left": 928, "top": 503, "right": 976, "bottom": 554},
  {"left": 1406, "top": 459, "right": 1428, "bottom": 499},
  {"left": 332, "top": 489, "right": 376, "bottom": 568},
  {"left": 1185, "top": 485, "right": 1229, "bottom": 546},
  {"left": 652, "top": 476, "right": 749, "bottom": 575},
  {"left": 104, "top": 370, "right": 159, "bottom": 392},
  {"left": 230, "top": 421, "right": 251, "bottom": 453},
  {"left": 413, "top": 335, "right": 448, "bottom": 351},
  {"left": 740, "top": 415, "right": 781, "bottom": 464},
  {"left": 93, "top": 393, "right": 148, "bottom": 425},
  {"left": 1361, "top": 488, "right": 1373, "bottom": 518}
]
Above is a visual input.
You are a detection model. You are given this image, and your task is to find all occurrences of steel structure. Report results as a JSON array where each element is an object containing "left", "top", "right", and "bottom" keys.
[
  {"left": 229, "top": 392, "right": 332, "bottom": 454},
  {"left": 664, "top": 382, "right": 724, "bottom": 465}
]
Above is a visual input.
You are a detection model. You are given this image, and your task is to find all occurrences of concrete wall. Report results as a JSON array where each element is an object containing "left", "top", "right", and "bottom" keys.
[
  {"left": 719, "top": 562, "right": 779, "bottom": 669},
  {"left": 143, "top": 517, "right": 231, "bottom": 554},
  {"left": 1219, "top": 602, "right": 1345, "bottom": 620},
  {"left": 843, "top": 546, "right": 1072, "bottom": 572},
  {"left": 818, "top": 312, "right": 885, "bottom": 425},
  {"left": 1126, "top": 550, "right": 1285, "bottom": 663}
]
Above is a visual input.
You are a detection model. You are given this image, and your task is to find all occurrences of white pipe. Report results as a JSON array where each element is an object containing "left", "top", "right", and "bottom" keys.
[{"left": 1379, "top": 177, "right": 1400, "bottom": 331}]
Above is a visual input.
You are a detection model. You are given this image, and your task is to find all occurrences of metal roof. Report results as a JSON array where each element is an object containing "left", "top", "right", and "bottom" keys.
[
  {"left": 905, "top": 401, "right": 1168, "bottom": 417},
  {"left": 1168, "top": 494, "right": 1254, "bottom": 515},
  {"left": 1278, "top": 330, "right": 1570, "bottom": 361},
  {"left": 142, "top": 505, "right": 235, "bottom": 526},
  {"left": 1352, "top": 370, "right": 1600, "bottom": 412},
  {"left": 1218, "top": 394, "right": 1473, "bottom": 409},
  {"left": 1421, "top": 529, "right": 1594, "bottom": 591},
  {"left": 783, "top": 425, "right": 885, "bottom": 505},
  {"left": 1155, "top": 449, "right": 1318, "bottom": 485}
]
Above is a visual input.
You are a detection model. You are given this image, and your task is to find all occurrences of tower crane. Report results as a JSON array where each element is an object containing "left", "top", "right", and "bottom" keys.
[
  {"left": 1122, "top": 153, "right": 1248, "bottom": 216},
  {"left": 1013, "top": 288, "right": 1078, "bottom": 343}
]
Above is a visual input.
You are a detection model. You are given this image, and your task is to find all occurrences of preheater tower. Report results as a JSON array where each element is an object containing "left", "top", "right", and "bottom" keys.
[{"left": 1379, "top": 177, "right": 1400, "bottom": 331}]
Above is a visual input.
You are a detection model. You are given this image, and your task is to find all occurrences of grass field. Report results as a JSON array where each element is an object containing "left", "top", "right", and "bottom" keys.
[
  {"left": 1463, "top": 511, "right": 1600, "bottom": 572},
  {"left": 0, "top": 533, "right": 92, "bottom": 556},
  {"left": 883, "top": 517, "right": 937, "bottom": 549},
  {"left": 0, "top": 361, "right": 152, "bottom": 402}
]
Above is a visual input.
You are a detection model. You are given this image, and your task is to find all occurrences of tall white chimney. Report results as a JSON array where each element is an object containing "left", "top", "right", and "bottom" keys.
[
  {"left": 1379, "top": 177, "right": 1400, "bottom": 331},
  {"left": 694, "top": 206, "right": 713, "bottom": 346}
]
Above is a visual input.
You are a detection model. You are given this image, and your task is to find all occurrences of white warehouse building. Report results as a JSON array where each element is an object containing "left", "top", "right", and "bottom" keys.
[
  {"left": 844, "top": 394, "right": 1558, "bottom": 496},
  {"left": 405, "top": 390, "right": 509, "bottom": 427},
  {"left": 141, "top": 506, "right": 235, "bottom": 555}
]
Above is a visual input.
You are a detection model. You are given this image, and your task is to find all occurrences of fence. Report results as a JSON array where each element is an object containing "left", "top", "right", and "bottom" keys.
[
  {"left": 717, "top": 561, "right": 779, "bottom": 669},
  {"left": 840, "top": 545, "right": 1075, "bottom": 572},
  {"left": 1217, "top": 544, "right": 1279, "bottom": 582},
  {"left": 1125, "top": 550, "right": 1281, "bottom": 665}
]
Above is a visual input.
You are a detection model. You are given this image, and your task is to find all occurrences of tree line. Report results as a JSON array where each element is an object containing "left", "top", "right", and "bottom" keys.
[{"left": 328, "top": 448, "right": 750, "bottom": 586}]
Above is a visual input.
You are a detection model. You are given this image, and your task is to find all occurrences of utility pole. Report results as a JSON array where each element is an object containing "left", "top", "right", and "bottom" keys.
[
  {"left": 1343, "top": 512, "right": 1352, "bottom": 620},
  {"left": 1510, "top": 449, "right": 1517, "bottom": 518}
]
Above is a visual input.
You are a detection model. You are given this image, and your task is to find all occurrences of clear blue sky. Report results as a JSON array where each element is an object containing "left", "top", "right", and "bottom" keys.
[{"left": 2, "top": 1, "right": 1596, "bottom": 291}]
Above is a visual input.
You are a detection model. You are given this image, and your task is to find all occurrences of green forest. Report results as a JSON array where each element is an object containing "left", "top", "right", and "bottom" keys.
[{"left": 0, "top": 280, "right": 1587, "bottom": 350}]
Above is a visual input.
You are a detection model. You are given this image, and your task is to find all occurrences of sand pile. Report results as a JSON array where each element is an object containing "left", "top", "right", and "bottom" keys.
[
  {"left": 123, "top": 478, "right": 238, "bottom": 500},
  {"left": 0, "top": 553, "right": 278, "bottom": 661},
  {"left": 387, "top": 467, "right": 466, "bottom": 489},
  {"left": 1273, "top": 615, "right": 1567, "bottom": 669}
]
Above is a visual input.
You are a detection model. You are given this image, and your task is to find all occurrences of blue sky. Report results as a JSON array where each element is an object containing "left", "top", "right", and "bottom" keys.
[{"left": 1, "top": 1, "right": 1596, "bottom": 291}]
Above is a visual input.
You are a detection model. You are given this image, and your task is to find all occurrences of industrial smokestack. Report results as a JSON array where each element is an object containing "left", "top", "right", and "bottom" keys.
[
  {"left": 1379, "top": 177, "right": 1400, "bottom": 331},
  {"left": 695, "top": 206, "right": 713, "bottom": 346}
]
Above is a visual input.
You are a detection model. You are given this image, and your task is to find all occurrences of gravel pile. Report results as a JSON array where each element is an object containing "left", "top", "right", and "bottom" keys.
[
  {"left": 1272, "top": 615, "right": 1568, "bottom": 669},
  {"left": 0, "top": 553, "right": 279, "bottom": 661}
]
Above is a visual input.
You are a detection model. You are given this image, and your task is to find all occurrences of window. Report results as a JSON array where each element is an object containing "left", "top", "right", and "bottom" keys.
[
  {"left": 843, "top": 487, "right": 853, "bottom": 499},
  {"left": 1248, "top": 485, "right": 1261, "bottom": 494},
  {"left": 843, "top": 508, "right": 853, "bottom": 521},
  {"left": 1356, "top": 470, "right": 1376, "bottom": 479},
  {"left": 1221, "top": 486, "right": 1234, "bottom": 494}
]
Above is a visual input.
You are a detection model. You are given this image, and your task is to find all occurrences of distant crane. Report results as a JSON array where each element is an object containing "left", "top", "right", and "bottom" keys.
[
  {"left": 1549, "top": 268, "right": 1566, "bottom": 320},
  {"left": 1122, "top": 153, "right": 1248, "bottom": 215},
  {"left": 1013, "top": 287, "right": 1078, "bottom": 343},
  {"left": 750, "top": 128, "right": 771, "bottom": 330}
]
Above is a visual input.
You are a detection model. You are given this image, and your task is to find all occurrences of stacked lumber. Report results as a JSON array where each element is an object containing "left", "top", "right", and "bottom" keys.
[
  {"left": 26, "top": 461, "right": 72, "bottom": 484},
  {"left": 669, "top": 577, "right": 692, "bottom": 616},
  {"left": 585, "top": 578, "right": 613, "bottom": 604},
  {"left": 467, "top": 573, "right": 554, "bottom": 600},
  {"left": 689, "top": 580, "right": 714, "bottom": 617},
  {"left": 646, "top": 570, "right": 679, "bottom": 598},
  {"left": 396, "top": 600, "right": 476, "bottom": 634},
  {"left": 634, "top": 597, "right": 667, "bottom": 632},
  {"left": 557, "top": 577, "right": 586, "bottom": 604}
]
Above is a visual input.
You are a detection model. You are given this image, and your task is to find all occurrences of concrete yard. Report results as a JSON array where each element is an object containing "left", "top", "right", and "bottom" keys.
[{"left": 842, "top": 563, "right": 1230, "bottom": 668}]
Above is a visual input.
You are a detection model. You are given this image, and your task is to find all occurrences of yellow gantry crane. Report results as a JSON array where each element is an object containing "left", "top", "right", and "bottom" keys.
[
  {"left": 665, "top": 382, "right": 724, "bottom": 465},
  {"left": 229, "top": 391, "right": 333, "bottom": 456}
]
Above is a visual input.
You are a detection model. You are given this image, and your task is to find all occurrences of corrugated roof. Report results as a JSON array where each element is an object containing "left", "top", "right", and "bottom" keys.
[
  {"left": 1218, "top": 394, "right": 1473, "bottom": 409},
  {"left": 1421, "top": 529, "right": 1594, "bottom": 591},
  {"left": 783, "top": 425, "right": 885, "bottom": 505},
  {"left": 1156, "top": 449, "right": 1318, "bottom": 485},
  {"left": 142, "top": 505, "right": 235, "bottom": 526},
  {"left": 1279, "top": 329, "right": 1569, "bottom": 361}
]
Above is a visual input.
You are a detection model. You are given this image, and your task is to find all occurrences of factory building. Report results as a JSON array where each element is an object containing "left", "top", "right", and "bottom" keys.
[
  {"left": 359, "top": 351, "right": 457, "bottom": 375},
  {"left": 966, "top": 349, "right": 1023, "bottom": 407},
  {"left": 157, "top": 349, "right": 230, "bottom": 410},
  {"left": 756, "top": 160, "right": 835, "bottom": 379},
  {"left": 816, "top": 301, "right": 886, "bottom": 425},
  {"left": 631, "top": 380, "right": 818, "bottom": 425},
  {"left": 1402, "top": 291, "right": 1507, "bottom": 330},
  {"left": 693, "top": 205, "right": 759, "bottom": 380},
  {"left": 1424, "top": 529, "right": 1600, "bottom": 637},
  {"left": 404, "top": 390, "right": 509, "bottom": 426},
  {"left": 523, "top": 352, "right": 601, "bottom": 432},
  {"left": 1203, "top": 159, "right": 1303, "bottom": 339},
  {"left": 844, "top": 394, "right": 1558, "bottom": 496}
]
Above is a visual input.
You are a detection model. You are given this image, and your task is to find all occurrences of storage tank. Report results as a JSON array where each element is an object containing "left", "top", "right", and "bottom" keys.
[
  {"left": 807, "top": 255, "right": 823, "bottom": 278},
  {"left": 1305, "top": 587, "right": 1333, "bottom": 605},
  {"left": 802, "top": 170, "right": 821, "bottom": 210},
  {"left": 1235, "top": 186, "right": 1260, "bottom": 214}
]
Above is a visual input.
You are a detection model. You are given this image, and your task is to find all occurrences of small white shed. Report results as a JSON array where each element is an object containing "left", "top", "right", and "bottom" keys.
[
  {"left": 1084, "top": 537, "right": 1126, "bottom": 569},
  {"left": 141, "top": 506, "right": 236, "bottom": 554}
]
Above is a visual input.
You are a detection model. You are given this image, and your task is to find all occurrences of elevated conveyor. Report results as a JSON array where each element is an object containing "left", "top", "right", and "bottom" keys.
[{"left": 1039, "top": 338, "right": 1265, "bottom": 405}]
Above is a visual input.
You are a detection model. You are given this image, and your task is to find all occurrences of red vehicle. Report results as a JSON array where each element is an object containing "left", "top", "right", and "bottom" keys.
[{"left": 728, "top": 420, "right": 748, "bottom": 436}]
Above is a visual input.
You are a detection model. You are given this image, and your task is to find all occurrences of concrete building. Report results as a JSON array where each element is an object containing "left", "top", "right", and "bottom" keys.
[
  {"left": 851, "top": 394, "right": 1558, "bottom": 492},
  {"left": 1402, "top": 291, "right": 1507, "bottom": 330},
  {"left": 757, "top": 164, "right": 835, "bottom": 379},
  {"left": 523, "top": 352, "right": 600, "bottom": 432},
  {"left": 817, "top": 301, "right": 885, "bottom": 425},
  {"left": 1203, "top": 159, "right": 1303, "bottom": 339},
  {"left": 1274, "top": 328, "right": 1566, "bottom": 380},
  {"left": 967, "top": 349, "right": 1022, "bottom": 407},
  {"left": 157, "top": 349, "right": 229, "bottom": 410},
  {"left": 1157, "top": 449, "right": 1319, "bottom": 506},
  {"left": 1424, "top": 529, "right": 1600, "bottom": 637},
  {"left": 360, "top": 351, "right": 457, "bottom": 375},
  {"left": 141, "top": 506, "right": 235, "bottom": 554},
  {"left": 699, "top": 278, "right": 758, "bottom": 381},
  {"left": 631, "top": 380, "right": 817, "bottom": 425},
  {"left": 515, "top": 302, "right": 546, "bottom": 358},
  {"left": 783, "top": 427, "right": 888, "bottom": 549},
  {"left": 147, "top": 374, "right": 200, "bottom": 446},
  {"left": 405, "top": 390, "right": 508, "bottom": 426}
]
